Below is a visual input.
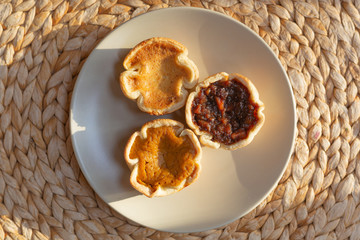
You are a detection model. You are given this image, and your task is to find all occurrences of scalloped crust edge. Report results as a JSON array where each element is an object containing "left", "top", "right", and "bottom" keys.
[
  {"left": 119, "top": 37, "right": 199, "bottom": 115},
  {"left": 124, "top": 119, "right": 202, "bottom": 197}
]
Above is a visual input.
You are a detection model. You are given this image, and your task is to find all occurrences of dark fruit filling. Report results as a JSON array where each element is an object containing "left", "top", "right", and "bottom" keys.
[{"left": 191, "top": 79, "right": 259, "bottom": 145}]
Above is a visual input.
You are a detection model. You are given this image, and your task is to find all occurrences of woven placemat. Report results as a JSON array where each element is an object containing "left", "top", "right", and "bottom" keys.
[{"left": 1, "top": 0, "right": 360, "bottom": 239}]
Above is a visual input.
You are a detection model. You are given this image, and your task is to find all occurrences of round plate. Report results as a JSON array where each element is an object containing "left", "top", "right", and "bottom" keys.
[{"left": 70, "top": 7, "right": 296, "bottom": 233}]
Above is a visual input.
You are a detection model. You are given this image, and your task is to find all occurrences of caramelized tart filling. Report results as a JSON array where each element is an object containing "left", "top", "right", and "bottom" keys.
[
  {"left": 191, "top": 79, "right": 260, "bottom": 145},
  {"left": 128, "top": 42, "right": 190, "bottom": 109},
  {"left": 129, "top": 126, "right": 198, "bottom": 191}
]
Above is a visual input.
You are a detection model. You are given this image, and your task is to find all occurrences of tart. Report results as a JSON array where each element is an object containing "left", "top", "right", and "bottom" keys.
[
  {"left": 185, "top": 72, "right": 265, "bottom": 150},
  {"left": 119, "top": 37, "right": 199, "bottom": 115},
  {"left": 124, "top": 119, "right": 202, "bottom": 197}
]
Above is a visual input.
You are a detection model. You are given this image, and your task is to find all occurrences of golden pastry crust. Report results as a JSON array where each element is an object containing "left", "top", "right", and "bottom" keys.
[
  {"left": 185, "top": 72, "right": 265, "bottom": 150},
  {"left": 120, "top": 37, "right": 199, "bottom": 115},
  {"left": 124, "top": 119, "right": 202, "bottom": 197}
]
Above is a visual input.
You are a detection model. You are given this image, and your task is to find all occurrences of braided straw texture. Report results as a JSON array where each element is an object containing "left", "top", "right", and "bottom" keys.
[{"left": 1, "top": 0, "right": 360, "bottom": 239}]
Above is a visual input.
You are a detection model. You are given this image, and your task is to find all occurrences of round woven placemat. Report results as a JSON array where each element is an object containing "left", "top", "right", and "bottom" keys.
[{"left": 1, "top": 0, "right": 360, "bottom": 239}]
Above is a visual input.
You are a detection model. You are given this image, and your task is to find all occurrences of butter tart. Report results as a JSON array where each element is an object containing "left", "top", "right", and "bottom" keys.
[
  {"left": 185, "top": 72, "right": 265, "bottom": 150},
  {"left": 120, "top": 37, "right": 199, "bottom": 115},
  {"left": 124, "top": 119, "right": 202, "bottom": 197}
]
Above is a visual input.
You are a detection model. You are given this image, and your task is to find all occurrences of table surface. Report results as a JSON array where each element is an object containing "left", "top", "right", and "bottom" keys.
[{"left": 0, "top": 0, "right": 359, "bottom": 239}]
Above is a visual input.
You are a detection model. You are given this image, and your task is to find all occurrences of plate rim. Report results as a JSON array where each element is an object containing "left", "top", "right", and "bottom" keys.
[{"left": 70, "top": 6, "right": 297, "bottom": 233}]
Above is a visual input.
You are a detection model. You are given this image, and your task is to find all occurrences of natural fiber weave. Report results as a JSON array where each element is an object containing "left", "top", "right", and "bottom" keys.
[{"left": 0, "top": 0, "right": 359, "bottom": 239}]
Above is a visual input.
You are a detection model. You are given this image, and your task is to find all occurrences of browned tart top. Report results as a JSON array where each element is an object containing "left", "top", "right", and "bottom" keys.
[{"left": 120, "top": 37, "right": 199, "bottom": 115}]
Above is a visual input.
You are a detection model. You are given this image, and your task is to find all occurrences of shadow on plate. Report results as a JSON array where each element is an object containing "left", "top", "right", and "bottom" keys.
[
  {"left": 110, "top": 133, "right": 141, "bottom": 201},
  {"left": 109, "top": 47, "right": 146, "bottom": 116},
  {"left": 107, "top": 48, "right": 148, "bottom": 201}
]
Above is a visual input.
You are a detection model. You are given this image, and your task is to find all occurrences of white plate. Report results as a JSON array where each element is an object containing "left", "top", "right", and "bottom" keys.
[{"left": 70, "top": 7, "right": 296, "bottom": 233}]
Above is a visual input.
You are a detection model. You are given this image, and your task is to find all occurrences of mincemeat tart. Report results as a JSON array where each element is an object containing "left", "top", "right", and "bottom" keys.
[{"left": 185, "top": 72, "right": 265, "bottom": 150}]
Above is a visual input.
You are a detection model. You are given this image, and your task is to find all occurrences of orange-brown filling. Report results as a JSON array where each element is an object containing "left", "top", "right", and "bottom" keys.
[
  {"left": 128, "top": 42, "right": 190, "bottom": 109},
  {"left": 129, "top": 126, "right": 198, "bottom": 191}
]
